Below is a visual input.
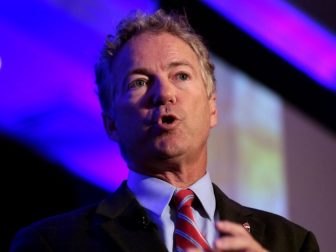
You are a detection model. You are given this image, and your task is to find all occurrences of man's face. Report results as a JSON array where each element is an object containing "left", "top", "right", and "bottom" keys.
[{"left": 104, "top": 32, "right": 217, "bottom": 171}]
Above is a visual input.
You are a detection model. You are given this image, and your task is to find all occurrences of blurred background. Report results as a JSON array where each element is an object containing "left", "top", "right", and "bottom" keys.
[{"left": 1, "top": 0, "right": 335, "bottom": 251}]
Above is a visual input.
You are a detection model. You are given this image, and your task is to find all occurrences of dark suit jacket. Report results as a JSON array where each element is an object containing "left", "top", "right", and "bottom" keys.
[{"left": 10, "top": 181, "right": 319, "bottom": 252}]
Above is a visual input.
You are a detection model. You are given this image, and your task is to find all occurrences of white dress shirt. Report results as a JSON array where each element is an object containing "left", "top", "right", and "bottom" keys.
[{"left": 127, "top": 170, "right": 218, "bottom": 252}]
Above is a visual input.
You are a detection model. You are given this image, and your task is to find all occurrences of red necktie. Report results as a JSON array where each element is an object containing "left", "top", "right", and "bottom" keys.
[{"left": 173, "top": 189, "right": 210, "bottom": 251}]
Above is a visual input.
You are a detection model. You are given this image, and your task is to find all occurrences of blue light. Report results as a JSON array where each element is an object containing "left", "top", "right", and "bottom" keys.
[
  {"left": 202, "top": 0, "right": 336, "bottom": 92},
  {"left": 0, "top": 0, "right": 158, "bottom": 191}
]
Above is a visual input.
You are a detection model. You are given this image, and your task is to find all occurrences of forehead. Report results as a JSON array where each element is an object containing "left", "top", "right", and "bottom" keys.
[{"left": 111, "top": 32, "right": 201, "bottom": 75}]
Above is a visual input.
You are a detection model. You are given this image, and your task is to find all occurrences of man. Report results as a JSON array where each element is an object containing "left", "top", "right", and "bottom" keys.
[{"left": 10, "top": 10, "right": 319, "bottom": 252}]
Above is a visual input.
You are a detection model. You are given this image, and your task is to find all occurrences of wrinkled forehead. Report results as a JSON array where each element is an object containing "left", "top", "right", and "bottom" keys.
[{"left": 110, "top": 32, "right": 202, "bottom": 79}]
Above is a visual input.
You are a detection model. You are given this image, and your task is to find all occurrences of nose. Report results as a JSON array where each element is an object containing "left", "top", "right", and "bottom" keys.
[{"left": 151, "top": 77, "right": 177, "bottom": 106}]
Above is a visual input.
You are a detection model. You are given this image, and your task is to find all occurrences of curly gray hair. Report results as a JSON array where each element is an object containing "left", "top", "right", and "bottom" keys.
[{"left": 95, "top": 9, "right": 216, "bottom": 112}]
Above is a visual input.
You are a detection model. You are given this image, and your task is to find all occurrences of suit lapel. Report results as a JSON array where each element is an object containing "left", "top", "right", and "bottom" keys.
[
  {"left": 213, "top": 184, "right": 266, "bottom": 246},
  {"left": 96, "top": 182, "right": 168, "bottom": 252},
  {"left": 93, "top": 181, "right": 267, "bottom": 251}
]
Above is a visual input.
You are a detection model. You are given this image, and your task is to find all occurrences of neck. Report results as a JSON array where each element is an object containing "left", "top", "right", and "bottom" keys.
[
  {"left": 153, "top": 168, "right": 207, "bottom": 188},
  {"left": 128, "top": 149, "right": 208, "bottom": 188}
]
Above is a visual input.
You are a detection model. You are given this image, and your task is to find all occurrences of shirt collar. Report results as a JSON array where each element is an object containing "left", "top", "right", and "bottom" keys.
[
  {"left": 189, "top": 172, "right": 216, "bottom": 221},
  {"left": 127, "top": 170, "right": 176, "bottom": 216},
  {"left": 127, "top": 170, "right": 216, "bottom": 220}
]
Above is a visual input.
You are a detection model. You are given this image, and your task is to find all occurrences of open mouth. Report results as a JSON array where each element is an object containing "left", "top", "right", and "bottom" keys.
[
  {"left": 156, "top": 114, "right": 179, "bottom": 129},
  {"left": 161, "top": 115, "right": 176, "bottom": 124}
]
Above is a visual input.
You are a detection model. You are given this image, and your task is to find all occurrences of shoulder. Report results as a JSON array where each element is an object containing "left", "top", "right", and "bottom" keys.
[
  {"left": 213, "top": 182, "right": 303, "bottom": 230},
  {"left": 212, "top": 184, "right": 319, "bottom": 251},
  {"left": 248, "top": 207, "right": 319, "bottom": 251},
  {"left": 9, "top": 204, "right": 99, "bottom": 252},
  {"left": 10, "top": 182, "right": 132, "bottom": 252},
  {"left": 31, "top": 203, "right": 98, "bottom": 230},
  {"left": 245, "top": 205, "right": 308, "bottom": 235},
  {"left": 13, "top": 182, "right": 131, "bottom": 235},
  {"left": 13, "top": 204, "right": 98, "bottom": 236}
]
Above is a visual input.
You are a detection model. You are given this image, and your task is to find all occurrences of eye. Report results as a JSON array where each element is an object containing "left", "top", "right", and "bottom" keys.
[
  {"left": 176, "top": 72, "right": 190, "bottom": 81},
  {"left": 128, "top": 79, "right": 147, "bottom": 90}
]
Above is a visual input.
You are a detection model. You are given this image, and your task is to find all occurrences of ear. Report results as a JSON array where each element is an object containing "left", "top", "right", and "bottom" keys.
[
  {"left": 209, "top": 94, "right": 217, "bottom": 128},
  {"left": 102, "top": 112, "right": 119, "bottom": 142}
]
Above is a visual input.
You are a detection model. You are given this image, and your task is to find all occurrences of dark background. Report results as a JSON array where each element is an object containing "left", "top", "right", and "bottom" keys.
[{"left": 2, "top": 0, "right": 336, "bottom": 251}]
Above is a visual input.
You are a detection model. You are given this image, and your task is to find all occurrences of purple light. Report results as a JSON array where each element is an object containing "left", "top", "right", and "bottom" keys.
[
  {"left": 202, "top": 0, "right": 336, "bottom": 91},
  {"left": 0, "top": 0, "right": 158, "bottom": 191}
]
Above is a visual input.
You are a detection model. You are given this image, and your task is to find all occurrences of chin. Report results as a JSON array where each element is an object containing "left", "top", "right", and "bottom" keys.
[{"left": 152, "top": 142, "right": 186, "bottom": 159}]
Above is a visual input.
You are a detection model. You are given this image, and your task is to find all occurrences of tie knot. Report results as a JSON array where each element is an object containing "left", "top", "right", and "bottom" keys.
[{"left": 174, "top": 189, "right": 194, "bottom": 210}]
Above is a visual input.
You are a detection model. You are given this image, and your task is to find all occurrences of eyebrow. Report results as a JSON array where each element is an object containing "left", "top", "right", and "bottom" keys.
[
  {"left": 127, "top": 68, "right": 152, "bottom": 77},
  {"left": 165, "top": 60, "right": 195, "bottom": 71},
  {"left": 124, "top": 60, "right": 196, "bottom": 83}
]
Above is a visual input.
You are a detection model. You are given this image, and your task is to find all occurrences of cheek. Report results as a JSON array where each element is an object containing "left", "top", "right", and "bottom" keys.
[
  {"left": 114, "top": 102, "right": 145, "bottom": 130},
  {"left": 186, "top": 99, "right": 211, "bottom": 130},
  {"left": 114, "top": 102, "right": 134, "bottom": 125},
  {"left": 199, "top": 99, "right": 213, "bottom": 127}
]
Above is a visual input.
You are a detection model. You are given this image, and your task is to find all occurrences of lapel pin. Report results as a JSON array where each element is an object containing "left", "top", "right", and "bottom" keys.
[{"left": 242, "top": 222, "right": 251, "bottom": 233}]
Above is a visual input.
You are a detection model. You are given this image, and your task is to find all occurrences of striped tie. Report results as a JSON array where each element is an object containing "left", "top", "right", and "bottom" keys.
[{"left": 173, "top": 189, "right": 210, "bottom": 251}]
